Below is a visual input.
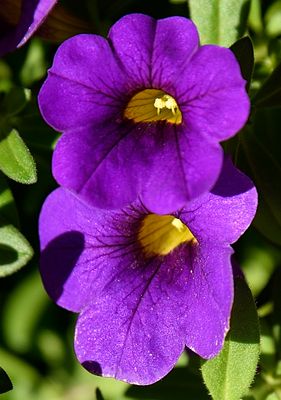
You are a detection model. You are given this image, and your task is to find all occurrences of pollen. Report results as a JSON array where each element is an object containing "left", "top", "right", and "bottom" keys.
[
  {"left": 154, "top": 95, "right": 178, "bottom": 116},
  {"left": 138, "top": 214, "right": 198, "bottom": 258},
  {"left": 124, "top": 89, "right": 182, "bottom": 124}
]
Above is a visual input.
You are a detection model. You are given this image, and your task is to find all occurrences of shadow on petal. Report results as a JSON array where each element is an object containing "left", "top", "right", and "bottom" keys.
[
  {"left": 40, "top": 231, "right": 84, "bottom": 303},
  {"left": 211, "top": 157, "right": 254, "bottom": 198}
]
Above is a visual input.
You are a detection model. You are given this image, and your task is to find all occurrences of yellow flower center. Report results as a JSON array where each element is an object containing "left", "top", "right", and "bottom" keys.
[
  {"left": 138, "top": 214, "right": 198, "bottom": 257},
  {"left": 124, "top": 89, "right": 182, "bottom": 124}
]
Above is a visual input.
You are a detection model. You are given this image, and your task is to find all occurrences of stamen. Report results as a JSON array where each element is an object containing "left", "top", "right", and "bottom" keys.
[
  {"left": 154, "top": 95, "right": 178, "bottom": 116},
  {"left": 138, "top": 214, "right": 198, "bottom": 257},
  {"left": 124, "top": 89, "right": 182, "bottom": 125}
]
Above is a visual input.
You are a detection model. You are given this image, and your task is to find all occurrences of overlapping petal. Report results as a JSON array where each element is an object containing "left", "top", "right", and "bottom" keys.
[
  {"left": 181, "top": 157, "right": 258, "bottom": 244},
  {"left": 52, "top": 121, "right": 223, "bottom": 211},
  {"left": 141, "top": 124, "right": 223, "bottom": 213},
  {"left": 0, "top": 0, "right": 57, "bottom": 57},
  {"left": 52, "top": 122, "right": 157, "bottom": 209}
]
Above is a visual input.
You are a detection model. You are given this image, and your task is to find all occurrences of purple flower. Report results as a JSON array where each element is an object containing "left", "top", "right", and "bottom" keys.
[
  {"left": 39, "top": 13, "right": 250, "bottom": 214},
  {"left": 0, "top": 0, "right": 57, "bottom": 57},
  {"left": 39, "top": 158, "right": 257, "bottom": 384}
]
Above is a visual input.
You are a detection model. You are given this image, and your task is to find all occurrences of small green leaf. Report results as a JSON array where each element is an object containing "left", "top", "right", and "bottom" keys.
[
  {"left": 201, "top": 278, "right": 260, "bottom": 400},
  {"left": 0, "top": 219, "right": 33, "bottom": 277},
  {"left": 188, "top": 0, "right": 251, "bottom": 46},
  {"left": 0, "top": 367, "right": 12, "bottom": 394},
  {"left": 230, "top": 36, "right": 254, "bottom": 92},
  {"left": 0, "top": 128, "right": 37, "bottom": 184},
  {"left": 253, "top": 62, "right": 281, "bottom": 108}
]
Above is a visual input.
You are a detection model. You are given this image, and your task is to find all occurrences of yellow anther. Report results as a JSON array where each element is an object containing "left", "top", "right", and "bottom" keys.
[
  {"left": 154, "top": 95, "right": 178, "bottom": 115},
  {"left": 124, "top": 89, "right": 182, "bottom": 124}
]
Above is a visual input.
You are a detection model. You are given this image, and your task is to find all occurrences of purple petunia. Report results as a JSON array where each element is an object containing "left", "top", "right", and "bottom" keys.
[
  {"left": 38, "top": 13, "right": 250, "bottom": 214},
  {"left": 39, "top": 158, "right": 257, "bottom": 384},
  {"left": 0, "top": 0, "right": 57, "bottom": 57}
]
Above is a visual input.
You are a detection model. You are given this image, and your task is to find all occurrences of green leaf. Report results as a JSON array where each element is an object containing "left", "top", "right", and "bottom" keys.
[
  {"left": 0, "top": 128, "right": 37, "bottom": 184},
  {"left": 0, "top": 367, "right": 13, "bottom": 394},
  {"left": 230, "top": 36, "right": 254, "bottom": 92},
  {"left": 253, "top": 61, "right": 281, "bottom": 108},
  {"left": 188, "top": 0, "right": 251, "bottom": 46},
  {"left": 201, "top": 278, "right": 260, "bottom": 400},
  {"left": 0, "top": 173, "right": 19, "bottom": 227},
  {"left": 0, "top": 219, "right": 33, "bottom": 277}
]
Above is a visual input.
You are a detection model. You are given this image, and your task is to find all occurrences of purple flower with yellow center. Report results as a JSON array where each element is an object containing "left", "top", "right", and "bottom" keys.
[
  {"left": 0, "top": 0, "right": 57, "bottom": 57},
  {"left": 39, "top": 158, "right": 257, "bottom": 384},
  {"left": 39, "top": 13, "right": 250, "bottom": 214}
]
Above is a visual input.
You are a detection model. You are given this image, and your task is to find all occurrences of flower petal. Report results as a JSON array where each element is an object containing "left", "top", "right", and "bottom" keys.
[
  {"left": 39, "top": 34, "right": 127, "bottom": 131},
  {"left": 52, "top": 120, "right": 224, "bottom": 212},
  {"left": 108, "top": 14, "right": 199, "bottom": 89},
  {"left": 141, "top": 125, "right": 223, "bottom": 213},
  {"left": 52, "top": 122, "right": 157, "bottom": 209},
  {"left": 18, "top": 0, "right": 58, "bottom": 46},
  {"left": 151, "top": 16, "right": 199, "bottom": 89},
  {"left": 74, "top": 240, "right": 233, "bottom": 383},
  {"left": 0, "top": 0, "right": 57, "bottom": 56},
  {"left": 177, "top": 45, "right": 250, "bottom": 139},
  {"left": 108, "top": 14, "right": 156, "bottom": 88},
  {"left": 182, "top": 244, "right": 234, "bottom": 358},
  {"left": 39, "top": 187, "right": 132, "bottom": 311},
  {"left": 74, "top": 246, "right": 194, "bottom": 385},
  {"left": 181, "top": 157, "right": 258, "bottom": 244}
]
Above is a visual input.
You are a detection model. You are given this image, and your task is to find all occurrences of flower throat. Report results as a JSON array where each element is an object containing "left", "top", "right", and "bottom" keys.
[
  {"left": 138, "top": 214, "right": 197, "bottom": 257},
  {"left": 124, "top": 89, "right": 182, "bottom": 124}
]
